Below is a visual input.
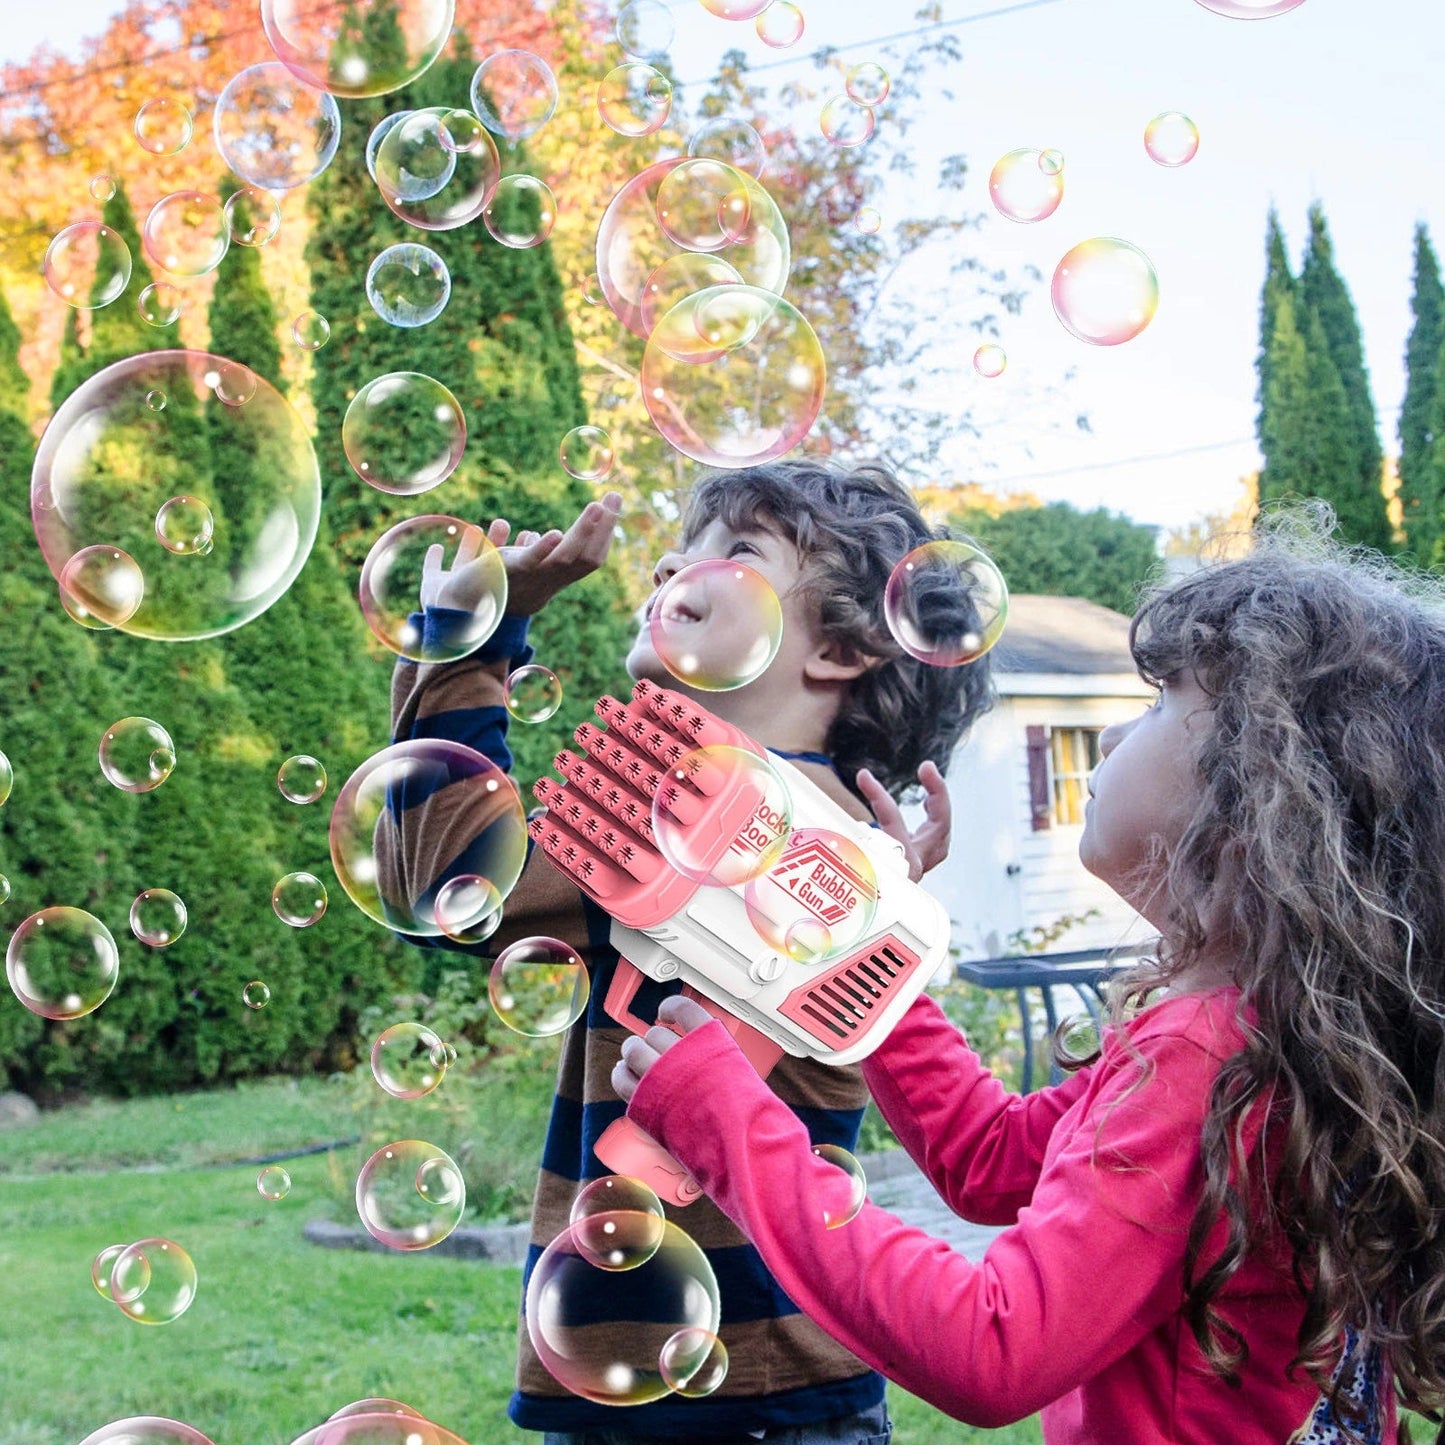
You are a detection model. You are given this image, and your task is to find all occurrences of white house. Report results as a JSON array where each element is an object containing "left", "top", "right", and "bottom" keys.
[{"left": 919, "top": 593, "right": 1157, "bottom": 962}]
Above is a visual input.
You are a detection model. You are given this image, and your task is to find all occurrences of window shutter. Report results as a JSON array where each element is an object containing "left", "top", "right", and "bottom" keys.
[{"left": 1026, "top": 725, "right": 1051, "bottom": 831}]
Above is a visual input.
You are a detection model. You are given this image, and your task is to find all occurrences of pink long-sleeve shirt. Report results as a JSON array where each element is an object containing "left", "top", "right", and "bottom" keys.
[{"left": 629, "top": 987, "right": 1392, "bottom": 1442}]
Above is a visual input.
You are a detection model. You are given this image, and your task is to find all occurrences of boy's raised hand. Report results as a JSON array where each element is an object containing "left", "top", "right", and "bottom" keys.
[
  {"left": 856, "top": 760, "right": 951, "bottom": 883},
  {"left": 419, "top": 491, "right": 623, "bottom": 618}
]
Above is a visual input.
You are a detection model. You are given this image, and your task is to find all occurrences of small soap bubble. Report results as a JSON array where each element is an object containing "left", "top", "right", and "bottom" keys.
[
  {"left": 436, "top": 108, "right": 484, "bottom": 156},
  {"left": 819, "top": 95, "right": 874, "bottom": 147},
  {"left": 145, "top": 389, "right": 167, "bottom": 412},
  {"left": 154, "top": 496, "right": 215, "bottom": 556},
  {"left": 59, "top": 587, "right": 113, "bottom": 631},
  {"left": 291, "top": 311, "right": 330, "bottom": 350},
  {"left": 130, "top": 888, "right": 187, "bottom": 948},
  {"left": 470, "top": 50, "right": 559, "bottom": 139},
  {"left": 356, "top": 1139, "right": 466, "bottom": 1251},
  {"left": 647, "top": 558, "right": 783, "bottom": 691},
  {"left": 110, "top": 1238, "right": 196, "bottom": 1324},
  {"left": 989, "top": 148, "right": 1064, "bottom": 223},
  {"left": 1144, "top": 111, "right": 1200, "bottom": 167},
  {"left": 1055, "top": 1013, "right": 1102, "bottom": 1062},
  {"left": 0, "top": 876, "right": 10, "bottom": 905},
  {"left": 489, "top": 937, "right": 590, "bottom": 1037},
  {"left": 6, "top": 906, "right": 119, "bottom": 1020},
  {"left": 570, "top": 1176, "right": 666, "bottom": 1271},
  {"left": 90, "top": 174, "right": 117, "bottom": 202},
  {"left": 559, "top": 424, "right": 614, "bottom": 481},
  {"left": 137, "top": 281, "right": 183, "bottom": 328},
  {"left": 845, "top": 62, "right": 890, "bottom": 107},
  {"left": 143, "top": 191, "right": 230, "bottom": 279},
  {"left": 134, "top": 97, "right": 193, "bottom": 156},
  {"left": 598, "top": 63, "right": 674, "bottom": 137},
  {"left": 371, "top": 1020, "right": 449, "bottom": 1100},
  {"left": 366, "top": 243, "right": 451, "bottom": 328},
  {"left": 209, "top": 360, "right": 257, "bottom": 407},
  {"left": 744, "top": 828, "right": 880, "bottom": 963},
  {"left": 812, "top": 1143, "right": 867, "bottom": 1227},
  {"left": 1052, "top": 237, "right": 1159, "bottom": 346},
  {"left": 223, "top": 185, "right": 283, "bottom": 246},
  {"left": 1193, "top": 0, "right": 1306, "bottom": 15},
  {"left": 617, "top": 0, "right": 675, "bottom": 57},
  {"left": 256, "top": 1164, "right": 291, "bottom": 1201},
  {"left": 756, "top": 2, "right": 805, "bottom": 47},
  {"left": 973, "top": 343, "right": 1007, "bottom": 378},
  {"left": 277, "top": 754, "right": 326, "bottom": 804},
  {"left": 366, "top": 111, "right": 412, "bottom": 185},
  {"left": 272, "top": 872, "right": 326, "bottom": 927},
  {"left": 1038, "top": 148, "right": 1065, "bottom": 176},
  {"left": 0, "top": 751, "right": 12, "bottom": 808},
  {"left": 43, "top": 223, "right": 131, "bottom": 310},
  {"left": 660, "top": 1328, "right": 730, "bottom": 1396},
  {"left": 483, "top": 174, "right": 557, "bottom": 249},
  {"left": 99, "top": 717, "right": 175, "bottom": 793},
  {"left": 884, "top": 539, "right": 1010, "bottom": 665},
  {"left": 503, "top": 664, "right": 564, "bottom": 723},
  {"left": 854, "top": 206, "right": 881, "bottom": 234},
  {"left": 260, "top": 0, "right": 454, "bottom": 97},
  {"left": 582, "top": 271, "right": 604, "bottom": 306},
  {"left": 435, "top": 874, "right": 503, "bottom": 944},
  {"left": 374, "top": 109, "right": 456, "bottom": 202},
  {"left": 343, "top": 372, "right": 466, "bottom": 494},
  {"left": 91, "top": 1243, "right": 126, "bottom": 1298},
  {"left": 687, "top": 116, "right": 767, "bottom": 178},
  {"left": 243, "top": 979, "right": 271, "bottom": 1010},
  {"left": 213, "top": 63, "right": 341, "bottom": 190}
]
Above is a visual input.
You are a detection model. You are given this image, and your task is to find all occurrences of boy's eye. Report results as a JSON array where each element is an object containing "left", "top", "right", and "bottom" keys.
[{"left": 727, "top": 540, "right": 758, "bottom": 557}]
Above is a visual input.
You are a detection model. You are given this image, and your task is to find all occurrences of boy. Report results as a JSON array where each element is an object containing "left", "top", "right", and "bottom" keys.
[{"left": 387, "top": 458, "right": 993, "bottom": 1443}]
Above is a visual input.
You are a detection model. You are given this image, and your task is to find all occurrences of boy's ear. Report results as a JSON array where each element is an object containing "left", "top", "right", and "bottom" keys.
[{"left": 803, "top": 637, "right": 882, "bottom": 684}]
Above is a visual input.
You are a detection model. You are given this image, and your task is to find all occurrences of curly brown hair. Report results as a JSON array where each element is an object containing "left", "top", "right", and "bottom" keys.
[
  {"left": 1094, "top": 506, "right": 1445, "bottom": 1440},
  {"left": 680, "top": 458, "right": 996, "bottom": 802}
]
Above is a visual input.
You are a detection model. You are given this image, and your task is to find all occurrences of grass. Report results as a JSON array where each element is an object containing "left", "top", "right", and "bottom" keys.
[{"left": 0, "top": 1076, "right": 1042, "bottom": 1443}]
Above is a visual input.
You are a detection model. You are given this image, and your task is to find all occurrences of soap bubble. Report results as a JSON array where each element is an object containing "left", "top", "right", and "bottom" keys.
[
  {"left": 846, "top": 62, "right": 890, "bottom": 106},
  {"left": 639, "top": 253, "right": 744, "bottom": 336},
  {"left": 358, "top": 516, "right": 508, "bottom": 663},
  {"left": 137, "top": 281, "right": 184, "bottom": 328},
  {"left": 91, "top": 1244, "right": 127, "bottom": 1298},
  {"left": 328, "top": 1401, "right": 428, "bottom": 1422},
  {"left": 1194, "top": 0, "right": 1307, "bottom": 14},
  {"left": 558, "top": 424, "right": 614, "bottom": 481},
  {"left": 291, "top": 311, "right": 330, "bottom": 350},
  {"left": 854, "top": 207, "right": 881, "bottom": 235},
  {"left": 90, "top": 174, "right": 117, "bottom": 202},
  {"left": 1051, "top": 237, "right": 1159, "bottom": 346},
  {"left": 223, "top": 186, "right": 283, "bottom": 246},
  {"left": 617, "top": 0, "right": 675, "bottom": 57},
  {"left": 503, "top": 664, "right": 564, "bottom": 723},
  {"left": 489, "top": 937, "right": 590, "bottom": 1037},
  {"left": 272, "top": 872, "right": 327, "bottom": 927},
  {"left": 154, "top": 495, "right": 215, "bottom": 556},
  {"left": 651, "top": 744, "right": 793, "bottom": 888},
  {"left": 483, "top": 174, "right": 557, "bottom": 249},
  {"left": 374, "top": 106, "right": 502, "bottom": 231},
  {"left": 1055, "top": 1013, "right": 1101, "bottom": 1063},
  {"left": 641, "top": 285, "right": 825, "bottom": 468},
  {"left": 598, "top": 63, "right": 674, "bottom": 137},
  {"left": 434, "top": 874, "right": 503, "bottom": 944},
  {"left": 243, "top": 980, "right": 271, "bottom": 1009},
  {"left": 331, "top": 738, "right": 528, "bottom": 934},
  {"left": 99, "top": 717, "right": 175, "bottom": 793},
  {"left": 110, "top": 1238, "right": 196, "bottom": 1324},
  {"left": 756, "top": 2, "right": 805, "bottom": 47},
  {"left": 261, "top": 0, "right": 455, "bottom": 97},
  {"left": 366, "top": 243, "right": 450, "bottom": 328},
  {"left": 6, "top": 907, "right": 119, "bottom": 1020},
  {"left": 990, "top": 148, "right": 1064, "bottom": 223},
  {"left": 470, "top": 50, "right": 558, "bottom": 138},
  {"left": 660, "top": 1328, "right": 730, "bottom": 1396},
  {"left": 343, "top": 372, "right": 466, "bottom": 495},
  {"left": 0, "top": 752, "right": 10, "bottom": 807},
  {"left": 1038, "top": 148, "right": 1065, "bottom": 176},
  {"left": 32, "top": 350, "right": 322, "bottom": 640},
  {"left": 819, "top": 96, "right": 874, "bottom": 148},
  {"left": 699, "top": 0, "right": 772, "bottom": 16},
  {"left": 60, "top": 547, "right": 144, "bottom": 627},
  {"left": 812, "top": 1143, "right": 867, "bottom": 1227},
  {"left": 884, "top": 539, "right": 1010, "bottom": 665},
  {"left": 43, "top": 223, "right": 131, "bottom": 309},
  {"left": 571, "top": 1176, "right": 666, "bottom": 1271},
  {"left": 257, "top": 1164, "right": 291, "bottom": 1201},
  {"left": 130, "top": 888, "right": 187, "bottom": 947},
  {"left": 744, "top": 828, "right": 880, "bottom": 964},
  {"left": 688, "top": 117, "right": 767, "bottom": 179},
  {"left": 278, "top": 755, "right": 327, "bottom": 804},
  {"left": 79, "top": 1420, "right": 214, "bottom": 1445},
  {"left": 211, "top": 361, "right": 257, "bottom": 407},
  {"left": 366, "top": 111, "right": 412, "bottom": 184},
  {"left": 973, "top": 343, "right": 1007, "bottom": 378},
  {"left": 372, "top": 1021, "right": 448, "bottom": 1100},
  {"left": 1144, "top": 111, "right": 1200, "bottom": 167},
  {"left": 146, "top": 391, "right": 168, "bottom": 413},
  {"left": 647, "top": 558, "right": 783, "bottom": 691},
  {"left": 134, "top": 98, "right": 193, "bottom": 156},
  {"left": 214, "top": 63, "right": 342, "bottom": 190},
  {"left": 356, "top": 1139, "right": 466, "bottom": 1250},
  {"left": 292, "top": 1412, "right": 467, "bottom": 1445},
  {"left": 656, "top": 158, "right": 754, "bottom": 253},
  {"left": 526, "top": 1218, "right": 720, "bottom": 1404},
  {"left": 0, "top": 876, "right": 9, "bottom": 904},
  {"left": 59, "top": 586, "right": 112, "bottom": 630}
]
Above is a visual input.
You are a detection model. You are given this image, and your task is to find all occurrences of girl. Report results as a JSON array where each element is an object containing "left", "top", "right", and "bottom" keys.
[{"left": 615, "top": 511, "right": 1445, "bottom": 1444}]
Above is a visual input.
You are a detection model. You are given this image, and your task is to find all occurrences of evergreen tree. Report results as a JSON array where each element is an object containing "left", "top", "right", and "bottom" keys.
[
  {"left": 0, "top": 286, "right": 36, "bottom": 547},
  {"left": 1255, "top": 209, "right": 1294, "bottom": 454},
  {"left": 1398, "top": 225, "right": 1444, "bottom": 563},
  {"left": 1298, "top": 204, "right": 1389, "bottom": 547}
]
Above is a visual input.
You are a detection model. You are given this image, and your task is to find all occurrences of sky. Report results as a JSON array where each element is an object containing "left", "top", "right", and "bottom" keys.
[{"left": 6, "top": 0, "right": 1444, "bottom": 531}]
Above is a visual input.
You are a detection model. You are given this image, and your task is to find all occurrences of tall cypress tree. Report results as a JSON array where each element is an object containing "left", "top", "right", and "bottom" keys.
[
  {"left": 1255, "top": 209, "right": 1294, "bottom": 456},
  {"left": 1399, "top": 225, "right": 1444, "bottom": 563},
  {"left": 0, "top": 286, "right": 35, "bottom": 548},
  {"left": 1298, "top": 204, "right": 1389, "bottom": 548}
]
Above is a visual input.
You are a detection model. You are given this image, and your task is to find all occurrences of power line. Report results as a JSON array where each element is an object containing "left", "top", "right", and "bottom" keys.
[{"left": 979, "top": 436, "right": 1258, "bottom": 486}]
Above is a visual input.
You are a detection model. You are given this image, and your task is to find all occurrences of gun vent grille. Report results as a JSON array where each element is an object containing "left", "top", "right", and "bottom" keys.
[{"left": 778, "top": 936, "right": 922, "bottom": 1047}]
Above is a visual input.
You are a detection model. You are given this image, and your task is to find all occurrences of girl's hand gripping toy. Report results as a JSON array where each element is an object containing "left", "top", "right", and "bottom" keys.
[{"left": 528, "top": 678, "right": 951, "bottom": 1205}]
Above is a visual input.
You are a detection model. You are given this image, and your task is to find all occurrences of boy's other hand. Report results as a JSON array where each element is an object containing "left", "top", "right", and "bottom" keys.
[
  {"left": 856, "top": 760, "right": 951, "bottom": 882},
  {"left": 612, "top": 994, "right": 714, "bottom": 1104}
]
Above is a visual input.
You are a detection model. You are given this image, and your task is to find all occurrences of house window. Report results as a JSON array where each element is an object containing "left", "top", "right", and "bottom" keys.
[{"left": 1050, "top": 727, "right": 1102, "bottom": 827}]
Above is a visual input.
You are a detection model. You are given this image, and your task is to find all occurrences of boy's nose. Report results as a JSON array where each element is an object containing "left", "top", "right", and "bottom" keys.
[
  {"left": 651, "top": 550, "right": 686, "bottom": 589},
  {"left": 1098, "top": 719, "right": 1126, "bottom": 757}
]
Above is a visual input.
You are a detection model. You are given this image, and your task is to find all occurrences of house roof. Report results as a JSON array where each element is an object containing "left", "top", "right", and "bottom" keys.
[{"left": 991, "top": 594, "right": 1137, "bottom": 676}]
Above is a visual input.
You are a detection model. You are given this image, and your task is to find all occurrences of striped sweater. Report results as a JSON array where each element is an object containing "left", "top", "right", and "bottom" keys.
[{"left": 388, "top": 611, "right": 886, "bottom": 1436}]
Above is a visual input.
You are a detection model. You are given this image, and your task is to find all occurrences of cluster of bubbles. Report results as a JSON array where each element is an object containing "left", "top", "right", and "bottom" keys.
[
  {"left": 819, "top": 63, "right": 890, "bottom": 149},
  {"left": 91, "top": 1237, "right": 197, "bottom": 1325}
]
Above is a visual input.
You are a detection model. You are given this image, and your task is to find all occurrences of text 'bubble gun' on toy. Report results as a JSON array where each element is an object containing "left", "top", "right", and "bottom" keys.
[{"left": 528, "top": 677, "right": 951, "bottom": 1206}]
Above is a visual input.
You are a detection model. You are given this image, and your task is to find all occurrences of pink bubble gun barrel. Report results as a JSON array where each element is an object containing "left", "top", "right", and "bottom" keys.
[{"left": 528, "top": 678, "right": 952, "bottom": 1206}]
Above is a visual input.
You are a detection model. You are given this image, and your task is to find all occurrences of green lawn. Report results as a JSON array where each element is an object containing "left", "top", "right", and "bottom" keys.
[{"left": 0, "top": 1077, "right": 1041, "bottom": 1443}]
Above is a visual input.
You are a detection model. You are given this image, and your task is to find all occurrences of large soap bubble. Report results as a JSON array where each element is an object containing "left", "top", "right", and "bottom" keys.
[
  {"left": 261, "top": 0, "right": 455, "bottom": 97},
  {"left": 79, "top": 1421, "right": 215, "bottom": 1445},
  {"left": 214, "top": 63, "right": 342, "bottom": 191},
  {"left": 288, "top": 1412, "right": 469, "bottom": 1445},
  {"left": 32, "top": 351, "right": 321, "bottom": 640},
  {"left": 470, "top": 50, "right": 559, "bottom": 139}
]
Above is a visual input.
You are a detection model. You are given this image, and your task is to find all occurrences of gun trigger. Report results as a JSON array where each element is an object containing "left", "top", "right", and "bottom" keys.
[{"left": 643, "top": 923, "right": 679, "bottom": 942}]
